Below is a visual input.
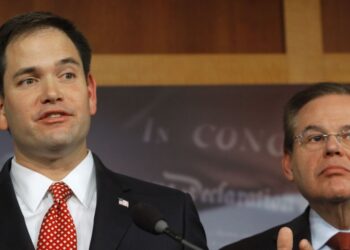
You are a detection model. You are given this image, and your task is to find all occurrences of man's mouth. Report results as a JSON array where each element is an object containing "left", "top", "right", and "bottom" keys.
[
  {"left": 319, "top": 165, "right": 350, "bottom": 176},
  {"left": 37, "top": 110, "right": 72, "bottom": 123},
  {"left": 46, "top": 113, "right": 63, "bottom": 118}
]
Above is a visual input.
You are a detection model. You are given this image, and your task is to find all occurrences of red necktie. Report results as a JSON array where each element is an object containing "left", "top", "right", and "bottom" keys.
[
  {"left": 37, "top": 182, "right": 77, "bottom": 250},
  {"left": 327, "top": 232, "right": 350, "bottom": 250}
]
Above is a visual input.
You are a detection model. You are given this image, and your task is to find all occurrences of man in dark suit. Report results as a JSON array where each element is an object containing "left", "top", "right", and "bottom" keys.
[
  {"left": 221, "top": 83, "right": 350, "bottom": 250},
  {"left": 0, "top": 12, "right": 207, "bottom": 250}
]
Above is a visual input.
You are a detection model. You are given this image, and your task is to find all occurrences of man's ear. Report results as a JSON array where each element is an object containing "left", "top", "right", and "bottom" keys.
[
  {"left": 0, "top": 95, "right": 8, "bottom": 130},
  {"left": 282, "top": 153, "right": 294, "bottom": 181},
  {"left": 86, "top": 73, "right": 97, "bottom": 116}
]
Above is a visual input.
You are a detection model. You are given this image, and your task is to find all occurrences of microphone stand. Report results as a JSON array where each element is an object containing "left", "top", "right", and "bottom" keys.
[{"left": 164, "top": 228, "right": 203, "bottom": 250}]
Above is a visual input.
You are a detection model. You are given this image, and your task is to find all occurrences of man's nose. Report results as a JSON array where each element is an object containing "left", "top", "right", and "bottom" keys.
[
  {"left": 40, "top": 79, "right": 63, "bottom": 104},
  {"left": 324, "top": 135, "right": 344, "bottom": 156}
]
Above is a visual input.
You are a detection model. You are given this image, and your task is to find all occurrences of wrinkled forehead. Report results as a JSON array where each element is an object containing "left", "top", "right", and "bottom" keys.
[{"left": 294, "top": 94, "right": 350, "bottom": 133}]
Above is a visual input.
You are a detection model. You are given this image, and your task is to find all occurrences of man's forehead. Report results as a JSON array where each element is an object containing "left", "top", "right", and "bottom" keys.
[
  {"left": 294, "top": 94, "right": 350, "bottom": 131},
  {"left": 5, "top": 27, "right": 78, "bottom": 57},
  {"left": 298, "top": 94, "right": 350, "bottom": 116},
  {"left": 5, "top": 27, "right": 81, "bottom": 67},
  {"left": 8, "top": 26, "right": 66, "bottom": 45}
]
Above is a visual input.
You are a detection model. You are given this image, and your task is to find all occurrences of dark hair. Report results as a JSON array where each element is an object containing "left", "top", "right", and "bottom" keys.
[
  {"left": 0, "top": 11, "right": 91, "bottom": 96},
  {"left": 283, "top": 82, "right": 350, "bottom": 154}
]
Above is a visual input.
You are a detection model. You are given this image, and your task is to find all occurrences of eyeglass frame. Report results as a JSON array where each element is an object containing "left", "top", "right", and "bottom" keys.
[{"left": 293, "top": 125, "right": 350, "bottom": 150}]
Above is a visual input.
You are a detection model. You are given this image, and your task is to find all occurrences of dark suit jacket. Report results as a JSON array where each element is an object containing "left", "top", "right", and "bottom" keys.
[
  {"left": 220, "top": 208, "right": 311, "bottom": 250},
  {"left": 0, "top": 154, "right": 208, "bottom": 250}
]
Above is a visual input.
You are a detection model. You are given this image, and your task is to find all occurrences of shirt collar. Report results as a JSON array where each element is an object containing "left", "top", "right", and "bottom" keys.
[
  {"left": 310, "top": 208, "right": 350, "bottom": 250},
  {"left": 10, "top": 151, "right": 96, "bottom": 212},
  {"left": 62, "top": 151, "right": 96, "bottom": 208}
]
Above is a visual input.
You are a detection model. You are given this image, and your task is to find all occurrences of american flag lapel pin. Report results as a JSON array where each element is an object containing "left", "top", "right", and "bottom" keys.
[{"left": 118, "top": 198, "right": 129, "bottom": 208}]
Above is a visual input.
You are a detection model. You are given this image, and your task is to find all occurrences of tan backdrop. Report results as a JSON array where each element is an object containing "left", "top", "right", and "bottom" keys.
[{"left": 1, "top": 0, "right": 349, "bottom": 85}]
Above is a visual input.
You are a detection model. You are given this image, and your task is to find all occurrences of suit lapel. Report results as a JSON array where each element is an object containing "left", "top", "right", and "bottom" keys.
[
  {"left": 0, "top": 159, "right": 35, "bottom": 250},
  {"left": 89, "top": 155, "right": 133, "bottom": 250},
  {"left": 290, "top": 207, "right": 312, "bottom": 248},
  {"left": 291, "top": 207, "right": 311, "bottom": 242}
]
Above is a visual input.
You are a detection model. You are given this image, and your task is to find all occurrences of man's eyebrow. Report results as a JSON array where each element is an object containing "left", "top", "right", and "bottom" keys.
[
  {"left": 301, "top": 125, "right": 350, "bottom": 134},
  {"left": 56, "top": 57, "right": 80, "bottom": 67},
  {"left": 341, "top": 125, "right": 350, "bottom": 131},
  {"left": 13, "top": 67, "right": 36, "bottom": 80},
  {"left": 12, "top": 58, "right": 81, "bottom": 80},
  {"left": 300, "top": 125, "right": 324, "bottom": 134}
]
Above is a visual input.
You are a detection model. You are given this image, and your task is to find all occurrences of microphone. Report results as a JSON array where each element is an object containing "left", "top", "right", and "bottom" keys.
[{"left": 131, "top": 202, "right": 204, "bottom": 250}]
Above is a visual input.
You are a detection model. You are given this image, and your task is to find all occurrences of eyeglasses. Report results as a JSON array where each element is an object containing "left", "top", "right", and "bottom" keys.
[{"left": 294, "top": 130, "right": 350, "bottom": 150}]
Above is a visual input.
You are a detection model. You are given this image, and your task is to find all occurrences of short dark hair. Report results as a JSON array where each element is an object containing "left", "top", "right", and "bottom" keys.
[
  {"left": 283, "top": 82, "right": 350, "bottom": 154},
  {"left": 0, "top": 11, "right": 91, "bottom": 96}
]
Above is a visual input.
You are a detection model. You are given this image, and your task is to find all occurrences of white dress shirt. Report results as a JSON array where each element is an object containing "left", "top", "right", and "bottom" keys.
[
  {"left": 310, "top": 208, "right": 350, "bottom": 250},
  {"left": 10, "top": 151, "right": 97, "bottom": 250}
]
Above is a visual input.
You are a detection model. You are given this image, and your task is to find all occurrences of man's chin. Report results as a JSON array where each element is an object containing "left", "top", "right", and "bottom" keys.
[
  {"left": 325, "top": 192, "right": 350, "bottom": 204},
  {"left": 40, "top": 137, "right": 75, "bottom": 151},
  {"left": 307, "top": 189, "right": 350, "bottom": 205}
]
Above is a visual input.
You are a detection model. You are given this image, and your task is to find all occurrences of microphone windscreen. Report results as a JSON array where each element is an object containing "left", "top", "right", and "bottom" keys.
[{"left": 131, "top": 202, "right": 166, "bottom": 234}]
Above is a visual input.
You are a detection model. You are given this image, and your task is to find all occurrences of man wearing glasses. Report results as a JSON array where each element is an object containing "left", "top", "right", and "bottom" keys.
[{"left": 222, "top": 82, "right": 350, "bottom": 250}]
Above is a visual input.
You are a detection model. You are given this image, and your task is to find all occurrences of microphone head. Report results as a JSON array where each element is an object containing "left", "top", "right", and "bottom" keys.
[
  {"left": 131, "top": 202, "right": 169, "bottom": 234},
  {"left": 154, "top": 220, "right": 168, "bottom": 233}
]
